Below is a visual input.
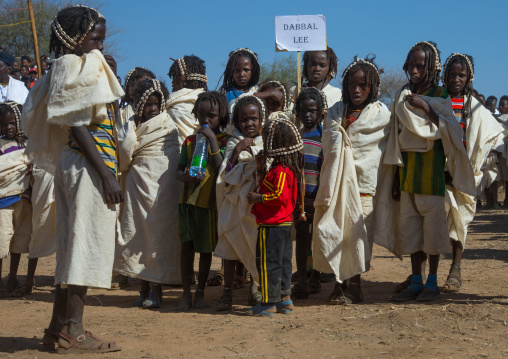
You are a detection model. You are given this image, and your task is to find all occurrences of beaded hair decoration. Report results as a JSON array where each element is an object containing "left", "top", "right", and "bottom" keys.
[
  {"left": 135, "top": 80, "right": 166, "bottom": 117},
  {"left": 261, "top": 81, "right": 290, "bottom": 112},
  {"left": 441, "top": 53, "right": 475, "bottom": 83},
  {"left": 2, "top": 101, "right": 24, "bottom": 137},
  {"left": 124, "top": 67, "right": 148, "bottom": 92},
  {"left": 50, "top": 5, "right": 105, "bottom": 52},
  {"left": 265, "top": 113, "right": 303, "bottom": 157},
  {"left": 170, "top": 57, "right": 208, "bottom": 84},
  {"left": 406, "top": 41, "right": 442, "bottom": 71},
  {"left": 229, "top": 48, "right": 259, "bottom": 63},
  {"left": 318, "top": 89, "right": 329, "bottom": 116},
  {"left": 342, "top": 58, "right": 382, "bottom": 95}
]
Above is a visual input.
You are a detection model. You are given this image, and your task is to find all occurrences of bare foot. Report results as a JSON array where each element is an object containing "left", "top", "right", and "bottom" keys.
[
  {"left": 194, "top": 290, "right": 209, "bottom": 309},
  {"left": 176, "top": 292, "right": 192, "bottom": 311}
]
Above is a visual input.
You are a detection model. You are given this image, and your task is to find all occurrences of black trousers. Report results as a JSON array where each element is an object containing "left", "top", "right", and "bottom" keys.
[{"left": 256, "top": 225, "right": 292, "bottom": 304}]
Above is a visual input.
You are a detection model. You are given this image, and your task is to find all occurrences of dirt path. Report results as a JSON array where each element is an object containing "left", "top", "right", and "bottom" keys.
[{"left": 0, "top": 208, "right": 507, "bottom": 358}]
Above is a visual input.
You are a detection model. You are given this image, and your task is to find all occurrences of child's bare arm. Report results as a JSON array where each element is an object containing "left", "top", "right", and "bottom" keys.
[
  {"left": 404, "top": 94, "right": 439, "bottom": 126},
  {"left": 197, "top": 126, "right": 223, "bottom": 170},
  {"left": 70, "top": 126, "right": 123, "bottom": 204}
]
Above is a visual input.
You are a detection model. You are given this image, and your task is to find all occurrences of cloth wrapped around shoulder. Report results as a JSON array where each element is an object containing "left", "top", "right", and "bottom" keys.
[
  {"left": 166, "top": 88, "right": 204, "bottom": 145},
  {"left": 0, "top": 149, "right": 30, "bottom": 198},
  {"left": 21, "top": 49, "right": 124, "bottom": 173},
  {"left": 114, "top": 111, "right": 182, "bottom": 284},
  {"left": 445, "top": 96, "right": 504, "bottom": 249},
  {"left": 374, "top": 88, "right": 475, "bottom": 258},
  {"left": 215, "top": 128, "right": 262, "bottom": 282},
  {"left": 311, "top": 120, "right": 368, "bottom": 282}
]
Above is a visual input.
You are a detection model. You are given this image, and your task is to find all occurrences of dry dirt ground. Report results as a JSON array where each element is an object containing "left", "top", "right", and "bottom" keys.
[{"left": 0, "top": 208, "right": 507, "bottom": 358}]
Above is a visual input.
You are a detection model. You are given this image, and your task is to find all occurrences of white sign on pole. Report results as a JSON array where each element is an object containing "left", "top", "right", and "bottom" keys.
[{"left": 275, "top": 15, "right": 327, "bottom": 52}]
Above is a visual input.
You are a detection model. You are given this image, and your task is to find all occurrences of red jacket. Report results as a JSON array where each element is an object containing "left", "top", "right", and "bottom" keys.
[{"left": 251, "top": 164, "right": 297, "bottom": 225}]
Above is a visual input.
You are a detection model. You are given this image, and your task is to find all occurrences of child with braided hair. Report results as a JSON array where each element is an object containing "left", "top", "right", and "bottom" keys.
[
  {"left": 114, "top": 79, "right": 183, "bottom": 308},
  {"left": 167, "top": 55, "right": 207, "bottom": 144},
  {"left": 377, "top": 41, "right": 475, "bottom": 303},
  {"left": 299, "top": 47, "right": 342, "bottom": 109},
  {"left": 0, "top": 102, "right": 33, "bottom": 296},
  {"left": 255, "top": 80, "right": 290, "bottom": 116},
  {"left": 176, "top": 91, "right": 229, "bottom": 311},
  {"left": 21, "top": 4, "right": 123, "bottom": 353},
  {"left": 215, "top": 95, "right": 265, "bottom": 311},
  {"left": 290, "top": 88, "right": 327, "bottom": 299},
  {"left": 246, "top": 114, "right": 302, "bottom": 316},
  {"left": 325, "top": 56, "right": 391, "bottom": 304}
]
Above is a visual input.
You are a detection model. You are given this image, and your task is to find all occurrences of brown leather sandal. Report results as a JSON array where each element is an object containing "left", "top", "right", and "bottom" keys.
[{"left": 56, "top": 330, "right": 121, "bottom": 354}]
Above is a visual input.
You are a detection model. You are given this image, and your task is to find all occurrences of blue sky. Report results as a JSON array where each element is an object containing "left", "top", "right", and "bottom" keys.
[{"left": 103, "top": 0, "right": 506, "bottom": 99}]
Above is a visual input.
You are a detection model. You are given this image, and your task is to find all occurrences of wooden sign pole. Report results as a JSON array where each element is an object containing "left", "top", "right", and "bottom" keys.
[
  {"left": 27, "top": 0, "right": 41, "bottom": 79},
  {"left": 297, "top": 51, "right": 301, "bottom": 95}
]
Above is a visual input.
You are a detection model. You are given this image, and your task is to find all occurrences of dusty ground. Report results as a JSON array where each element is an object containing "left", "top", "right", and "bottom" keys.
[{"left": 0, "top": 207, "right": 507, "bottom": 359}]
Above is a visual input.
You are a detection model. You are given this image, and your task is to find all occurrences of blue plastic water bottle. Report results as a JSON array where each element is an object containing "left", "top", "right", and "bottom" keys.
[{"left": 189, "top": 125, "right": 209, "bottom": 177}]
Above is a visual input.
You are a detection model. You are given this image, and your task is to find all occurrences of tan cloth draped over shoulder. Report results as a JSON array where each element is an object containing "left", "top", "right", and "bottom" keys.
[
  {"left": 311, "top": 121, "right": 368, "bottom": 282},
  {"left": 114, "top": 111, "right": 182, "bottom": 284},
  {"left": 166, "top": 88, "right": 203, "bottom": 145},
  {"left": 117, "top": 104, "right": 136, "bottom": 174},
  {"left": 326, "top": 101, "right": 391, "bottom": 196},
  {"left": 0, "top": 149, "right": 30, "bottom": 198},
  {"left": 375, "top": 88, "right": 475, "bottom": 258},
  {"left": 20, "top": 49, "right": 124, "bottom": 173},
  {"left": 215, "top": 128, "right": 262, "bottom": 282},
  {"left": 446, "top": 96, "right": 504, "bottom": 248}
]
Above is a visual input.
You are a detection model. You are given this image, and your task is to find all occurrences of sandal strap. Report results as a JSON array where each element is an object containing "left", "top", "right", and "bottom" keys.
[{"left": 446, "top": 273, "right": 462, "bottom": 284}]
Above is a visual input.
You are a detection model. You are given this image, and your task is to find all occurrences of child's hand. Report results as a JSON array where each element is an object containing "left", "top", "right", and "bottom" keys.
[
  {"left": 182, "top": 168, "right": 206, "bottom": 183},
  {"left": 255, "top": 87, "right": 283, "bottom": 104},
  {"left": 445, "top": 171, "right": 453, "bottom": 186},
  {"left": 102, "top": 172, "right": 124, "bottom": 204},
  {"left": 404, "top": 94, "right": 429, "bottom": 112},
  {"left": 25, "top": 164, "right": 33, "bottom": 177},
  {"left": 104, "top": 55, "right": 117, "bottom": 75},
  {"left": 247, "top": 192, "right": 263, "bottom": 204},
  {"left": 197, "top": 125, "right": 216, "bottom": 142},
  {"left": 255, "top": 151, "right": 264, "bottom": 170},
  {"left": 234, "top": 138, "right": 254, "bottom": 153}
]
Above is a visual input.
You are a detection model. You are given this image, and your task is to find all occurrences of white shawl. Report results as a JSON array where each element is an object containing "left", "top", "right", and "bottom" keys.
[
  {"left": 166, "top": 88, "right": 203, "bottom": 145},
  {"left": 115, "top": 111, "right": 182, "bottom": 284},
  {"left": 215, "top": 128, "right": 263, "bottom": 282},
  {"left": 0, "top": 76, "right": 29, "bottom": 104},
  {"left": 326, "top": 101, "right": 391, "bottom": 196},
  {"left": 21, "top": 50, "right": 124, "bottom": 172},
  {"left": 0, "top": 149, "right": 30, "bottom": 198},
  {"left": 311, "top": 122, "right": 368, "bottom": 282}
]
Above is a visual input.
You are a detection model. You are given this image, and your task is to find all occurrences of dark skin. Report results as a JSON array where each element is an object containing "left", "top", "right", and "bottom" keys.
[
  {"left": 232, "top": 56, "right": 252, "bottom": 91},
  {"left": 254, "top": 86, "right": 284, "bottom": 115},
  {"left": 445, "top": 63, "right": 468, "bottom": 98},
  {"left": 306, "top": 51, "right": 331, "bottom": 89},
  {"left": 221, "top": 104, "right": 261, "bottom": 303},
  {"left": 0, "top": 60, "right": 11, "bottom": 83},
  {"left": 172, "top": 77, "right": 183, "bottom": 92},
  {"left": 45, "top": 19, "right": 123, "bottom": 350},
  {"left": 393, "top": 49, "right": 442, "bottom": 286},
  {"left": 20, "top": 66, "right": 28, "bottom": 78},
  {"left": 499, "top": 100, "right": 508, "bottom": 115},
  {"left": 137, "top": 94, "right": 160, "bottom": 125},
  {"left": 12, "top": 61, "right": 19, "bottom": 70},
  {"left": 175, "top": 100, "right": 224, "bottom": 311}
]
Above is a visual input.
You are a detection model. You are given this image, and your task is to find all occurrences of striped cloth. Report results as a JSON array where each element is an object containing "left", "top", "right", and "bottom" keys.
[
  {"left": 451, "top": 97, "right": 466, "bottom": 147},
  {"left": 399, "top": 86, "right": 448, "bottom": 197},
  {"left": 68, "top": 104, "right": 117, "bottom": 175},
  {"left": 299, "top": 125, "right": 323, "bottom": 201},
  {"left": 0, "top": 138, "right": 24, "bottom": 155}
]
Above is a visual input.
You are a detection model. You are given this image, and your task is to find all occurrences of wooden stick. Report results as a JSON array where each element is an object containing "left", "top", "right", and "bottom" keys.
[
  {"left": 27, "top": 0, "right": 41, "bottom": 79},
  {"left": 297, "top": 51, "right": 301, "bottom": 95}
]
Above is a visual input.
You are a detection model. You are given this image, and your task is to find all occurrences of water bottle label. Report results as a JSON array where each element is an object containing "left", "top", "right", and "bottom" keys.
[{"left": 191, "top": 155, "right": 207, "bottom": 169}]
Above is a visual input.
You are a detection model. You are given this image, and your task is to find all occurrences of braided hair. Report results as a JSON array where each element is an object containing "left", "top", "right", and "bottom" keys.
[
  {"left": 0, "top": 102, "right": 26, "bottom": 147},
  {"left": 302, "top": 47, "right": 338, "bottom": 81},
  {"left": 341, "top": 56, "right": 381, "bottom": 111},
  {"left": 133, "top": 79, "right": 169, "bottom": 120},
  {"left": 294, "top": 88, "right": 327, "bottom": 129},
  {"left": 403, "top": 41, "right": 441, "bottom": 93},
  {"left": 192, "top": 91, "right": 229, "bottom": 130},
  {"left": 49, "top": 5, "right": 105, "bottom": 56},
  {"left": 123, "top": 67, "right": 156, "bottom": 106},
  {"left": 442, "top": 53, "right": 475, "bottom": 118},
  {"left": 221, "top": 48, "right": 260, "bottom": 90},
  {"left": 168, "top": 55, "right": 207, "bottom": 90},
  {"left": 257, "top": 80, "right": 290, "bottom": 113},
  {"left": 231, "top": 95, "right": 266, "bottom": 130}
]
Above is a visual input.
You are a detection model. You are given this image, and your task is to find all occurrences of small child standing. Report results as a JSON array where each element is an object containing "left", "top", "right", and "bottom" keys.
[
  {"left": 0, "top": 101, "right": 33, "bottom": 296},
  {"left": 291, "top": 88, "right": 327, "bottom": 299},
  {"left": 114, "top": 79, "right": 181, "bottom": 308},
  {"left": 215, "top": 95, "right": 265, "bottom": 311},
  {"left": 247, "top": 114, "right": 303, "bottom": 316},
  {"left": 176, "top": 91, "right": 229, "bottom": 311}
]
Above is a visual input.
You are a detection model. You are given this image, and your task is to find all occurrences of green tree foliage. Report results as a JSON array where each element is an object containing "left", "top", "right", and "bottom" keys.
[
  {"left": 0, "top": 0, "right": 121, "bottom": 61},
  {"left": 259, "top": 53, "right": 297, "bottom": 85}
]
